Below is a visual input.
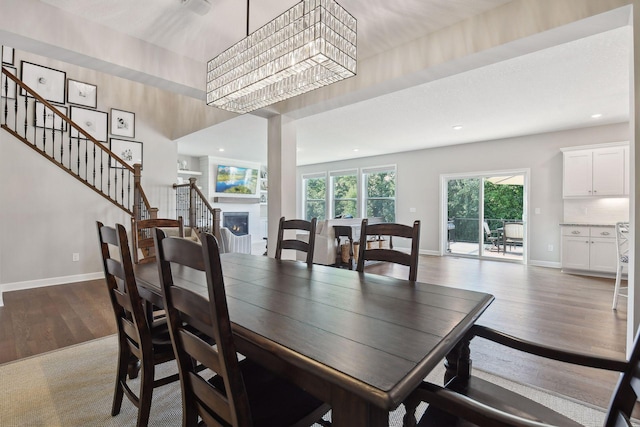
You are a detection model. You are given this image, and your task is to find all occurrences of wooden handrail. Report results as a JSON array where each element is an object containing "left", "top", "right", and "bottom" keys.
[
  {"left": 2, "top": 66, "right": 135, "bottom": 173},
  {"left": 1, "top": 66, "right": 158, "bottom": 219}
]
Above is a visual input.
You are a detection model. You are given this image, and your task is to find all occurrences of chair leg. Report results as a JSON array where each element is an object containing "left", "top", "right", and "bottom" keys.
[
  {"left": 612, "top": 264, "right": 624, "bottom": 310},
  {"left": 111, "top": 346, "right": 129, "bottom": 416},
  {"left": 136, "top": 359, "right": 155, "bottom": 427}
]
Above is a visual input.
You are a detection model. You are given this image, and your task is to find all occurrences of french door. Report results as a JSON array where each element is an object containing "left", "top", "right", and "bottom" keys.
[{"left": 443, "top": 171, "right": 527, "bottom": 262}]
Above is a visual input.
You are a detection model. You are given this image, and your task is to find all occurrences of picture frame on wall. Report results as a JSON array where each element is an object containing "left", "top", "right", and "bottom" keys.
[
  {"left": 35, "top": 101, "right": 68, "bottom": 131},
  {"left": 2, "top": 46, "right": 14, "bottom": 65},
  {"left": 110, "top": 138, "right": 143, "bottom": 169},
  {"left": 67, "top": 79, "right": 97, "bottom": 108},
  {"left": 110, "top": 108, "right": 135, "bottom": 138},
  {"left": 1, "top": 65, "right": 16, "bottom": 99},
  {"left": 20, "top": 61, "right": 66, "bottom": 104},
  {"left": 70, "top": 106, "right": 108, "bottom": 142}
]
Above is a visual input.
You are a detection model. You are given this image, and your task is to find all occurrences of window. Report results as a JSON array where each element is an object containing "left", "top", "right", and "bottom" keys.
[
  {"left": 302, "top": 173, "right": 327, "bottom": 221},
  {"left": 363, "top": 166, "right": 396, "bottom": 222},
  {"left": 331, "top": 170, "right": 358, "bottom": 218}
]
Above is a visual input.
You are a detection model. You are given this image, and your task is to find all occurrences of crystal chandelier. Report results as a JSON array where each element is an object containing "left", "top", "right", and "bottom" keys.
[{"left": 206, "top": 0, "right": 357, "bottom": 114}]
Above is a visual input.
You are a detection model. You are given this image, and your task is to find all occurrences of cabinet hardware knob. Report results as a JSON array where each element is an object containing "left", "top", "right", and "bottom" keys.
[
  {"left": 601, "top": 232, "right": 610, "bottom": 235},
  {"left": 571, "top": 231, "right": 580, "bottom": 234}
]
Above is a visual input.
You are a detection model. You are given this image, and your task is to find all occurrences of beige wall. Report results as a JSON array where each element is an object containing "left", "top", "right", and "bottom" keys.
[
  {"left": 298, "top": 123, "right": 630, "bottom": 266},
  {"left": 0, "top": 50, "right": 194, "bottom": 295}
]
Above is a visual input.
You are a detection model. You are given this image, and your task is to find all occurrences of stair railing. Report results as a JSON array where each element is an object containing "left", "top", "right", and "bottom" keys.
[
  {"left": 1, "top": 66, "right": 152, "bottom": 218},
  {"left": 174, "top": 177, "right": 221, "bottom": 242}
]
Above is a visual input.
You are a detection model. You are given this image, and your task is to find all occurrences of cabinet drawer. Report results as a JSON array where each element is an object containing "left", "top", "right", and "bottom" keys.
[
  {"left": 561, "top": 226, "right": 590, "bottom": 237},
  {"left": 589, "top": 227, "right": 614, "bottom": 238}
]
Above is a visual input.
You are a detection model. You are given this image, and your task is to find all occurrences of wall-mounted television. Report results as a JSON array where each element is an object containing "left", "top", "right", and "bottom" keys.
[{"left": 215, "top": 165, "right": 259, "bottom": 194}]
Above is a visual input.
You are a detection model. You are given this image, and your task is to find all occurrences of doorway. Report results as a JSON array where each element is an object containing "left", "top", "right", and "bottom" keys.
[{"left": 442, "top": 171, "right": 527, "bottom": 262}]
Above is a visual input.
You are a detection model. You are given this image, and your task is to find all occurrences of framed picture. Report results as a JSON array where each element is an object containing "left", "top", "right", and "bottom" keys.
[
  {"left": 110, "top": 138, "right": 143, "bottom": 169},
  {"left": 70, "top": 106, "right": 108, "bottom": 142},
  {"left": 1, "top": 65, "right": 16, "bottom": 99},
  {"left": 35, "top": 101, "right": 68, "bottom": 131},
  {"left": 67, "top": 79, "right": 97, "bottom": 108},
  {"left": 110, "top": 108, "right": 135, "bottom": 138},
  {"left": 20, "top": 61, "right": 66, "bottom": 104},
  {"left": 2, "top": 46, "right": 14, "bottom": 65}
]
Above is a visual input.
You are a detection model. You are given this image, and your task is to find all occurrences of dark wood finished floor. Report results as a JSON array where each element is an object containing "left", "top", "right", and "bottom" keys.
[{"left": 0, "top": 256, "right": 626, "bottom": 412}]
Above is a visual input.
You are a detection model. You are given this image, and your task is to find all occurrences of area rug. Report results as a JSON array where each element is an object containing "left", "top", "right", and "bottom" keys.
[{"left": 0, "top": 335, "right": 618, "bottom": 426}]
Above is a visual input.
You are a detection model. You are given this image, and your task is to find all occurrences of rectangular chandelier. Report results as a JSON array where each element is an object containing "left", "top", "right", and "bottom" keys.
[{"left": 206, "top": 0, "right": 357, "bottom": 114}]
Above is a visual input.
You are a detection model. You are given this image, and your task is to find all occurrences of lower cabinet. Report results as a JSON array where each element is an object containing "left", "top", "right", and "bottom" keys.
[{"left": 561, "top": 226, "right": 617, "bottom": 274}]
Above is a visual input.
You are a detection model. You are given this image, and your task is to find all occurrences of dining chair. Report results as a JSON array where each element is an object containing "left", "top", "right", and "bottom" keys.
[
  {"left": 275, "top": 216, "right": 318, "bottom": 266},
  {"left": 402, "top": 323, "right": 636, "bottom": 427},
  {"left": 153, "top": 228, "right": 331, "bottom": 427},
  {"left": 132, "top": 217, "right": 184, "bottom": 264},
  {"left": 612, "top": 221, "right": 630, "bottom": 310},
  {"left": 356, "top": 219, "right": 421, "bottom": 281},
  {"left": 96, "top": 221, "right": 179, "bottom": 427}
]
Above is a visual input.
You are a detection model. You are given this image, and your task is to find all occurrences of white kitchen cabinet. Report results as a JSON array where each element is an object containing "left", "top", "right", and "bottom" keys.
[
  {"left": 562, "top": 144, "right": 626, "bottom": 197},
  {"left": 561, "top": 226, "right": 617, "bottom": 274}
]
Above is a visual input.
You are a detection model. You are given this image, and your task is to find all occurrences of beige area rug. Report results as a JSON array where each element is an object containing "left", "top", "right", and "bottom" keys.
[{"left": 0, "top": 335, "right": 619, "bottom": 426}]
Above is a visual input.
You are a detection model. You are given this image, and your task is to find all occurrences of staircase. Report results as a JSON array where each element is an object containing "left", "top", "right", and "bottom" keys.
[{"left": 1, "top": 66, "right": 154, "bottom": 219}]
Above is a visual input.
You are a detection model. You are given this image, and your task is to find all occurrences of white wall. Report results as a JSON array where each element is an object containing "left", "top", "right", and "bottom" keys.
[
  {"left": 297, "top": 122, "right": 629, "bottom": 266},
  {"left": 0, "top": 49, "right": 209, "bottom": 296}
]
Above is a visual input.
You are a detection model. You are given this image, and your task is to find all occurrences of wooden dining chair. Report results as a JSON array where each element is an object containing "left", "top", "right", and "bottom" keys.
[
  {"left": 402, "top": 323, "right": 636, "bottom": 427},
  {"left": 153, "top": 228, "right": 330, "bottom": 427},
  {"left": 275, "top": 216, "right": 318, "bottom": 266},
  {"left": 96, "top": 222, "right": 179, "bottom": 427},
  {"left": 356, "top": 219, "right": 421, "bottom": 281},
  {"left": 132, "top": 217, "right": 184, "bottom": 264}
]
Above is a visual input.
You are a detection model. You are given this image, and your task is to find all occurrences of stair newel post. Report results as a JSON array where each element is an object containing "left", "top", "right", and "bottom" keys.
[
  {"left": 188, "top": 177, "right": 197, "bottom": 230},
  {"left": 133, "top": 163, "right": 142, "bottom": 221}
]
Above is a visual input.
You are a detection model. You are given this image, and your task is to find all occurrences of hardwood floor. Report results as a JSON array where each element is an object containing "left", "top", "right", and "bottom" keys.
[{"left": 0, "top": 255, "right": 627, "bottom": 411}]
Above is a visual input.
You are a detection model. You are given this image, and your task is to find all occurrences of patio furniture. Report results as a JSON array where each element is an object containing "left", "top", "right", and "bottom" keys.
[
  {"left": 483, "top": 222, "right": 501, "bottom": 252},
  {"left": 502, "top": 221, "right": 523, "bottom": 253}
]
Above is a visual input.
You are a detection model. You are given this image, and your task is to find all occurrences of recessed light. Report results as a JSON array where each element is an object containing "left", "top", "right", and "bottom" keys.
[
  {"left": 591, "top": 113, "right": 603, "bottom": 119},
  {"left": 452, "top": 125, "right": 463, "bottom": 130},
  {"left": 218, "top": 148, "right": 225, "bottom": 152},
  {"left": 353, "top": 148, "right": 359, "bottom": 152}
]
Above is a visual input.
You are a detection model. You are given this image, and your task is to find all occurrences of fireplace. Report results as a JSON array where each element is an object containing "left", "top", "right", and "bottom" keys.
[{"left": 223, "top": 212, "right": 249, "bottom": 236}]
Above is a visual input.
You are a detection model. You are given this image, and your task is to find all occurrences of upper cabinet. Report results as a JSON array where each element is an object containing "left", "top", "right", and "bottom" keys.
[{"left": 562, "top": 143, "right": 628, "bottom": 198}]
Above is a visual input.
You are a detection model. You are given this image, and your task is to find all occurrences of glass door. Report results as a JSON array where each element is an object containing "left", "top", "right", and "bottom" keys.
[{"left": 444, "top": 172, "right": 526, "bottom": 262}]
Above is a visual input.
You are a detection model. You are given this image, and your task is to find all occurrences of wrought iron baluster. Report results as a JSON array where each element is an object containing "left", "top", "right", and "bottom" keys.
[
  {"left": 76, "top": 138, "right": 81, "bottom": 176},
  {"left": 92, "top": 143, "right": 96, "bottom": 185},
  {"left": 68, "top": 137, "right": 72, "bottom": 170},
  {"left": 23, "top": 96, "right": 28, "bottom": 139},
  {"left": 114, "top": 165, "right": 118, "bottom": 203},
  {"left": 107, "top": 154, "right": 112, "bottom": 199},
  {"left": 84, "top": 139, "right": 88, "bottom": 181},
  {"left": 127, "top": 170, "right": 131, "bottom": 211},
  {"left": 41, "top": 105, "right": 47, "bottom": 153}
]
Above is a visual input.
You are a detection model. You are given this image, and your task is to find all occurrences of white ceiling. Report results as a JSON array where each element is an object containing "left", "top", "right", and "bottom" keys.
[{"left": 39, "top": 0, "right": 631, "bottom": 166}]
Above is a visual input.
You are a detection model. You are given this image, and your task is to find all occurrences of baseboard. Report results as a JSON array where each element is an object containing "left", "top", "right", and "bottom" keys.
[
  {"left": 528, "top": 260, "right": 562, "bottom": 269},
  {"left": 0, "top": 272, "right": 104, "bottom": 307}
]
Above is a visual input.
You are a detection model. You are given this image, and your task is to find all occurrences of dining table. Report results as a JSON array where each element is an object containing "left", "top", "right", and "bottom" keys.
[{"left": 134, "top": 252, "right": 494, "bottom": 427}]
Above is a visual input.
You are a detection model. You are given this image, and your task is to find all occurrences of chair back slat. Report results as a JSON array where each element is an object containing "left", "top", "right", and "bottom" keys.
[
  {"left": 155, "top": 229, "right": 253, "bottom": 427},
  {"left": 605, "top": 332, "right": 640, "bottom": 426},
  {"left": 133, "top": 217, "right": 184, "bottom": 264},
  {"left": 356, "top": 219, "right": 421, "bottom": 281},
  {"left": 275, "top": 217, "right": 318, "bottom": 266}
]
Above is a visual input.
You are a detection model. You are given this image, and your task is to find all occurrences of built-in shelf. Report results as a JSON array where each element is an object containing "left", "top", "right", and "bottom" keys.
[{"left": 177, "top": 169, "right": 202, "bottom": 176}]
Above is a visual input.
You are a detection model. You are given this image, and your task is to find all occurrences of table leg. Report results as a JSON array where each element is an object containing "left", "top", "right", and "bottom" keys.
[
  {"left": 444, "top": 336, "right": 472, "bottom": 386},
  {"left": 331, "top": 386, "right": 388, "bottom": 427}
]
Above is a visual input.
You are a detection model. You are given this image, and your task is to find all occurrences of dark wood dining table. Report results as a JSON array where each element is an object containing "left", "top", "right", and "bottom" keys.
[{"left": 134, "top": 253, "right": 494, "bottom": 427}]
